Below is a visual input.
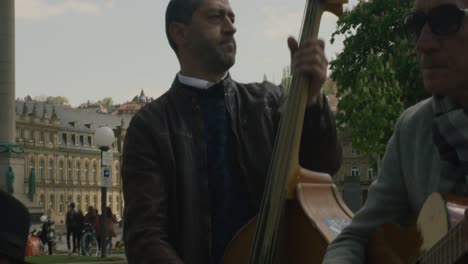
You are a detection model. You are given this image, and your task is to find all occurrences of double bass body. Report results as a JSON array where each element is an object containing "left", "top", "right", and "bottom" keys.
[{"left": 224, "top": 170, "right": 353, "bottom": 263}]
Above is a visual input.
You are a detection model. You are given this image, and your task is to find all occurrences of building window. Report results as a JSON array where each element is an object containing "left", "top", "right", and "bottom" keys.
[
  {"left": 18, "top": 129, "right": 24, "bottom": 141},
  {"left": 76, "top": 160, "right": 81, "bottom": 182},
  {"left": 29, "top": 130, "right": 34, "bottom": 142},
  {"left": 85, "top": 195, "right": 90, "bottom": 210},
  {"left": 368, "top": 168, "right": 374, "bottom": 180},
  {"left": 62, "top": 133, "right": 67, "bottom": 145},
  {"left": 85, "top": 161, "right": 89, "bottom": 183},
  {"left": 88, "top": 136, "right": 92, "bottom": 146},
  {"left": 351, "top": 166, "right": 360, "bottom": 177},
  {"left": 39, "top": 194, "right": 45, "bottom": 207},
  {"left": 93, "top": 162, "right": 97, "bottom": 183},
  {"left": 59, "top": 161, "right": 64, "bottom": 183},
  {"left": 71, "top": 135, "right": 76, "bottom": 145},
  {"left": 49, "top": 132, "right": 54, "bottom": 144},
  {"left": 29, "top": 158, "right": 35, "bottom": 174},
  {"left": 67, "top": 195, "right": 73, "bottom": 204},
  {"left": 50, "top": 194, "right": 55, "bottom": 210},
  {"left": 49, "top": 159, "right": 54, "bottom": 181},
  {"left": 67, "top": 160, "right": 72, "bottom": 184},
  {"left": 93, "top": 195, "right": 97, "bottom": 208},
  {"left": 59, "top": 195, "right": 64, "bottom": 214},
  {"left": 39, "top": 159, "right": 44, "bottom": 180},
  {"left": 39, "top": 131, "right": 44, "bottom": 143},
  {"left": 79, "top": 135, "right": 84, "bottom": 146}
]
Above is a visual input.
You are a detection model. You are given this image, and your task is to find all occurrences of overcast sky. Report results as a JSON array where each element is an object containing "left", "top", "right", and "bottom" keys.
[{"left": 15, "top": 0, "right": 359, "bottom": 106}]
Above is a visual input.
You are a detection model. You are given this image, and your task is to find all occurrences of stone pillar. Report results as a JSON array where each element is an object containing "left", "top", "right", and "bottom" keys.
[
  {"left": 0, "top": 0, "right": 15, "bottom": 145},
  {"left": 0, "top": 0, "right": 17, "bottom": 191},
  {"left": 0, "top": 2, "right": 42, "bottom": 220}
]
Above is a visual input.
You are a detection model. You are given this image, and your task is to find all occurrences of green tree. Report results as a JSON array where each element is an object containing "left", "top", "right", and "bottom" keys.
[
  {"left": 46, "top": 96, "right": 69, "bottom": 105},
  {"left": 101, "top": 97, "right": 114, "bottom": 109},
  {"left": 331, "top": 0, "right": 428, "bottom": 166}
]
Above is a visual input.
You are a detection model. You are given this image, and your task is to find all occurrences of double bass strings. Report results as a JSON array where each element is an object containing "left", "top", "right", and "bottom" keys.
[{"left": 249, "top": 0, "right": 321, "bottom": 263}]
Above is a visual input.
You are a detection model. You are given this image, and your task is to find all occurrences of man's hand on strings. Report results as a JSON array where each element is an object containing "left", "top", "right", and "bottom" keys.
[{"left": 287, "top": 36, "right": 328, "bottom": 106}]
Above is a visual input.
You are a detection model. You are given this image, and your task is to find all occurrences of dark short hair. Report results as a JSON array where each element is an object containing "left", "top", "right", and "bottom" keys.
[
  {"left": 165, "top": 0, "right": 203, "bottom": 53},
  {"left": 70, "top": 202, "right": 75, "bottom": 208}
]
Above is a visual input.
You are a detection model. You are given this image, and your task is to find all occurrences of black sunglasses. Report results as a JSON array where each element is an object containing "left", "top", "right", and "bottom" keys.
[{"left": 403, "top": 4, "right": 468, "bottom": 41}]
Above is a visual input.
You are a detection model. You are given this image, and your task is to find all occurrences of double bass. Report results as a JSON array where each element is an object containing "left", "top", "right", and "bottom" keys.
[{"left": 223, "top": 0, "right": 352, "bottom": 263}]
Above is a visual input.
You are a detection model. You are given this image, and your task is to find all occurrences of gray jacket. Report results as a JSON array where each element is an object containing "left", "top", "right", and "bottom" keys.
[{"left": 323, "top": 97, "right": 461, "bottom": 263}]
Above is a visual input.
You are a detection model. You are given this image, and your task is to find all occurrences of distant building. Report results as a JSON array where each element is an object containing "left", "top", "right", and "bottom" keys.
[
  {"left": 112, "top": 90, "right": 154, "bottom": 116},
  {"left": 334, "top": 127, "right": 375, "bottom": 212},
  {"left": 77, "top": 101, "right": 108, "bottom": 113},
  {"left": 15, "top": 100, "right": 131, "bottom": 224},
  {"left": 324, "top": 80, "right": 375, "bottom": 211}
]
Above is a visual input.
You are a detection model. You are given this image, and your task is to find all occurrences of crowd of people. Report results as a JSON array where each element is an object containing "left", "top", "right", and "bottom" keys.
[
  {"left": 65, "top": 202, "right": 117, "bottom": 255},
  {"left": 0, "top": 190, "right": 119, "bottom": 264}
]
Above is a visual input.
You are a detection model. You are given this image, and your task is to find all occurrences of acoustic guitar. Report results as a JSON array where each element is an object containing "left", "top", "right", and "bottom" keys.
[{"left": 368, "top": 192, "right": 468, "bottom": 264}]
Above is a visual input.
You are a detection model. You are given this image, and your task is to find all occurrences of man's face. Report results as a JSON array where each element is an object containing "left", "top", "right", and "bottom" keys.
[
  {"left": 184, "top": 0, "right": 237, "bottom": 73},
  {"left": 414, "top": 0, "right": 468, "bottom": 101}
]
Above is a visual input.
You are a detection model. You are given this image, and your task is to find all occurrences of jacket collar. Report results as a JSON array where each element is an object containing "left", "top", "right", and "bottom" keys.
[{"left": 170, "top": 73, "right": 235, "bottom": 101}]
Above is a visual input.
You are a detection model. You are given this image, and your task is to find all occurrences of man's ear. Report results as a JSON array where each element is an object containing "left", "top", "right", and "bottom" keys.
[{"left": 169, "top": 22, "right": 188, "bottom": 48}]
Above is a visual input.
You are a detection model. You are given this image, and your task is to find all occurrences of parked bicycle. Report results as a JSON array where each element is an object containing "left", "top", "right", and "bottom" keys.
[{"left": 80, "top": 222, "right": 99, "bottom": 256}]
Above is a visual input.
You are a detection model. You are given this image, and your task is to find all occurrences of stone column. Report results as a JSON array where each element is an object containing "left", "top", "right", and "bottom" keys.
[
  {"left": 0, "top": 0, "right": 15, "bottom": 145},
  {"left": 0, "top": 0, "right": 18, "bottom": 192},
  {"left": 0, "top": 1, "right": 43, "bottom": 220}
]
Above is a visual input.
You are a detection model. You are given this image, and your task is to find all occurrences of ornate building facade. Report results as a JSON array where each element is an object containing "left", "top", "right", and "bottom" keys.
[
  {"left": 15, "top": 100, "right": 131, "bottom": 225},
  {"left": 322, "top": 82, "right": 376, "bottom": 211},
  {"left": 333, "top": 128, "right": 376, "bottom": 212}
]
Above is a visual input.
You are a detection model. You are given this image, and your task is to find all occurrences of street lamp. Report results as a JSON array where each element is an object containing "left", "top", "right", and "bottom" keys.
[{"left": 95, "top": 126, "right": 114, "bottom": 258}]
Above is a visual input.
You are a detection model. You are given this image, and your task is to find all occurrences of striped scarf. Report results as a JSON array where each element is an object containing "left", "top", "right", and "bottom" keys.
[{"left": 432, "top": 96, "right": 468, "bottom": 189}]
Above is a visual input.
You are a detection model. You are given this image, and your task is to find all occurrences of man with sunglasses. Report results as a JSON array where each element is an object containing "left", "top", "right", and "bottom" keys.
[{"left": 323, "top": 0, "right": 468, "bottom": 263}]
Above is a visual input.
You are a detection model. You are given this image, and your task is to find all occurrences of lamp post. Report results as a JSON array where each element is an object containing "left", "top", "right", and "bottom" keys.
[{"left": 94, "top": 126, "right": 114, "bottom": 258}]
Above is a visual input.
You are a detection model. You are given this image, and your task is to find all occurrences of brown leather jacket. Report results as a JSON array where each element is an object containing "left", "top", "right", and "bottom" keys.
[{"left": 122, "top": 77, "right": 342, "bottom": 264}]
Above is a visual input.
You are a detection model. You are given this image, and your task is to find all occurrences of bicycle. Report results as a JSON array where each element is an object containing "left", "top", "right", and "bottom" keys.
[{"left": 80, "top": 223, "right": 100, "bottom": 256}]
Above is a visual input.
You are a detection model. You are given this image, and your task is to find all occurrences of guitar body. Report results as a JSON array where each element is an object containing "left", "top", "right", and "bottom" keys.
[
  {"left": 368, "top": 193, "right": 468, "bottom": 264},
  {"left": 223, "top": 169, "right": 353, "bottom": 264}
]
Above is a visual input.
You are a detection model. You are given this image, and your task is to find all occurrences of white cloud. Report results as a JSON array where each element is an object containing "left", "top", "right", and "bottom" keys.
[{"left": 15, "top": 0, "right": 116, "bottom": 21}]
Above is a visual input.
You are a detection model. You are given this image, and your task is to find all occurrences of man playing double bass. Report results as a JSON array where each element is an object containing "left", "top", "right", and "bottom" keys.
[
  {"left": 324, "top": 0, "right": 468, "bottom": 262},
  {"left": 121, "top": 0, "right": 342, "bottom": 263}
]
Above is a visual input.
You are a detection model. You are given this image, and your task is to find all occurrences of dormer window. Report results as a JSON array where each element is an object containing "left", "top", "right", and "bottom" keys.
[{"left": 61, "top": 133, "right": 67, "bottom": 145}]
